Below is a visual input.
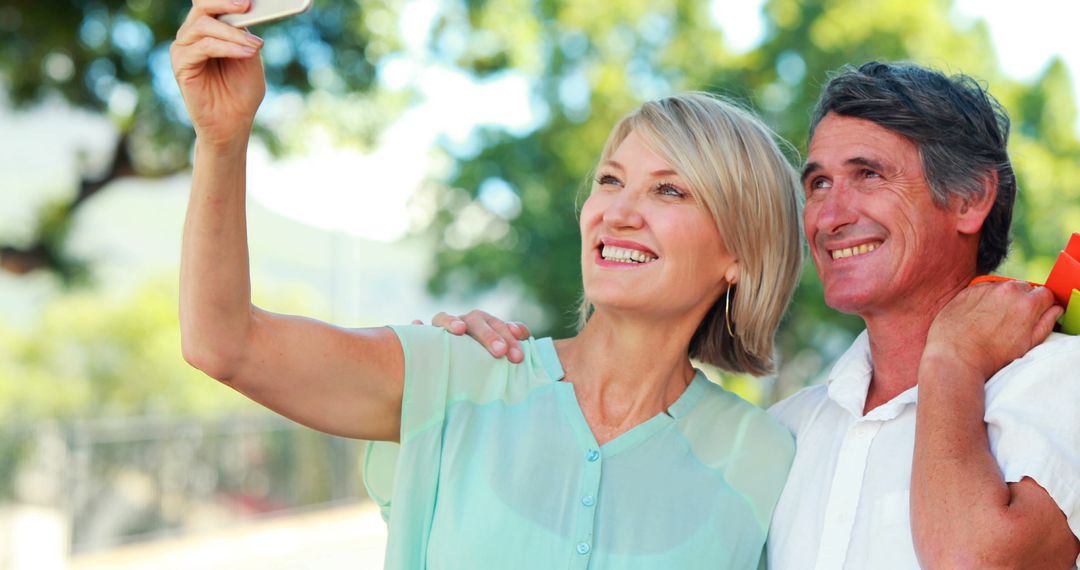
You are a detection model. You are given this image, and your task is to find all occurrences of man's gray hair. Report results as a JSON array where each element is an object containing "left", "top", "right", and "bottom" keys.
[{"left": 809, "top": 61, "right": 1016, "bottom": 274}]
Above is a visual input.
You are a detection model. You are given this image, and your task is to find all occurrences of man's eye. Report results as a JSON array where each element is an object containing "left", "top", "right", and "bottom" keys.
[
  {"left": 863, "top": 169, "right": 880, "bottom": 179},
  {"left": 809, "top": 177, "right": 831, "bottom": 191}
]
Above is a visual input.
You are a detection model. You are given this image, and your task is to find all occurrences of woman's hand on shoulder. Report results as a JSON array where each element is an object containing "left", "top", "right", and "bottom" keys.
[
  {"left": 417, "top": 310, "right": 532, "bottom": 363},
  {"left": 171, "top": 0, "right": 266, "bottom": 146}
]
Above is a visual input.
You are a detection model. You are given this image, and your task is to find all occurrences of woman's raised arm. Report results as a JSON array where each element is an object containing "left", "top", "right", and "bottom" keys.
[{"left": 172, "top": 0, "right": 403, "bottom": 441}]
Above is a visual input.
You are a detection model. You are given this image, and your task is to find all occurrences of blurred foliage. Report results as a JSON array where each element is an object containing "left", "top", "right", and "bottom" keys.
[
  {"left": 420, "top": 0, "right": 1080, "bottom": 402},
  {"left": 0, "top": 278, "right": 263, "bottom": 420},
  {"left": 0, "top": 0, "right": 408, "bottom": 283},
  {"left": 0, "top": 0, "right": 402, "bottom": 160},
  {"left": 2, "top": 0, "right": 1079, "bottom": 414}
]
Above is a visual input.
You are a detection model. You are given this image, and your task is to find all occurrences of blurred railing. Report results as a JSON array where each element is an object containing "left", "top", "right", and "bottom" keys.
[{"left": 0, "top": 413, "right": 368, "bottom": 562}]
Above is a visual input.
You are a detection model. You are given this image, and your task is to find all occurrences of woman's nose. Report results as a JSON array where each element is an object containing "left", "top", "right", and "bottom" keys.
[{"left": 602, "top": 189, "right": 645, "bottom": 229}]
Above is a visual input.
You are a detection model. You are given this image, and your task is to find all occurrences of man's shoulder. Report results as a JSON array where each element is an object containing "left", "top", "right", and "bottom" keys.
[
  {"left": 1021, "top": 331, "right": 1080, "bottom": 362},
  {"left": 985, "top": 332, "right": 1080, "bottom": 404},
  {"left": 767, "top": 383, "right": 830, "bottom": 433},
  {"left": 996, "top": 332, "right": 1080, "bottom": 377}
]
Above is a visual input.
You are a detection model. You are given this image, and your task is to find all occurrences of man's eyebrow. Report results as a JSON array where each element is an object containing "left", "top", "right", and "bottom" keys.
[
  {"left": 799, "top": 157, "right": 888, "bottom": 185},
  {"left": 800, "top": 161, "right": 821, "bottom": 186},
  {"left": 846, "top": 156, "right": 886, "bottom": 172}
]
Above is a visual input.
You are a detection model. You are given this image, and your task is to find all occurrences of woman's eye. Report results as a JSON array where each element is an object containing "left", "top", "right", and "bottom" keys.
[
  {"left": 657, "top": 183, "right": 685, "bottom": 198},
  {"left": 596, "top": 174, "right": 621, "bottom": 186}
]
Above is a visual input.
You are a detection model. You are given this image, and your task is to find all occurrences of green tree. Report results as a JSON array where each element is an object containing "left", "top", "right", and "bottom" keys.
[
  {"left": 0, "top": 0, "right": 404, "bottom": 283},
  {"left": 420, "top": 0, "right": 1080, "bottom": 402}
]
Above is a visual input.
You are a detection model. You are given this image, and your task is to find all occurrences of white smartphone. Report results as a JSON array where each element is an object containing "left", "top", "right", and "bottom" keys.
[{"left": 219, "top": 0, "right": 313, "bottom": 27}]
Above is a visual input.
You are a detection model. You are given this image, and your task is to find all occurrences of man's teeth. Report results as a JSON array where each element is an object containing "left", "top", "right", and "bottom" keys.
[
  {"left": 831, "top": 242, "right": 879, "bottom": 260},
  {"left": 601, "top": 245, "right": 657, "bottom": 264}
]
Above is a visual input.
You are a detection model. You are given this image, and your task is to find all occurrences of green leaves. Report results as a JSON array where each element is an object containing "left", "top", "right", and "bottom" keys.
[{"left": 420, "top": 0, "right": 1080, "bottom": 402}]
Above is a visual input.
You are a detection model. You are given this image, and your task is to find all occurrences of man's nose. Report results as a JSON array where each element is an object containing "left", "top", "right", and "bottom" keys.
[
  {"left": 812, "top": 182, "right": 858, "bottom": 234},
  {"left": 602, "top": 188, "right": 645, "bottom": 229}
]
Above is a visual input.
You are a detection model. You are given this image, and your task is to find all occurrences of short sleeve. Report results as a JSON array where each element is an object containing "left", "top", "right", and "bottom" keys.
[
  {"left": 363, "top": 325, "right": 452, "bottom": 519},
  {"left": 984, "top": 333, "right": 1080, "bottom": 561},
  {"left": 723, "top": 407, "right": 796, "bottom": 531},
  {"left": 365, "top": 325, "right": 545, "bottom": 512},
  {"left": 682, "top": 385, "right": 795, "bottom": 533},
  {"left": 362, "top": 325, "right": 559, "bottom": 570}
]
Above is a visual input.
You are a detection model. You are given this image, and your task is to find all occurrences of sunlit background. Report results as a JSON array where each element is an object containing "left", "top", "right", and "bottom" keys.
[{"left": 2, "top": 0, "right": 1079, "bottom": 567}]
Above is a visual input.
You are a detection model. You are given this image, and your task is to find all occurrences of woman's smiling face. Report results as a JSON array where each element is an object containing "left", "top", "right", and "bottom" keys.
[{"left": 580, "top": 129, "right": 735, "bottom": 321}]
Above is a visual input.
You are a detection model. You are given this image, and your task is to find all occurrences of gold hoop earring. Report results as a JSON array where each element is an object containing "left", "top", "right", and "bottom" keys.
[{"left": 725, "top": 286, "right": 735, "bottom": 337}]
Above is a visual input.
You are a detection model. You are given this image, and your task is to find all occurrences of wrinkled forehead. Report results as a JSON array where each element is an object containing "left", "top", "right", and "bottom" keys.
[{"left": 804, "top": 114, "right": 923, "bottom": 171}]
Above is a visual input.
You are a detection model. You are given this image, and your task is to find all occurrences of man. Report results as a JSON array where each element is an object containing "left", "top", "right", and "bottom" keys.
[
  {"left": 764, "top": 62, "right": 1080, "bottom": 569},
  {"left": 435, "top": 62, "right": 1080, "bottom": 568}
]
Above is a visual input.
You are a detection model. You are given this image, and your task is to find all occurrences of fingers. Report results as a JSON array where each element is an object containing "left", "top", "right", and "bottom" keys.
[
  {"left": 482, "top": 314, "right": 525, "bottom": 363},
  {"left": 174, "top": 37, "right": 259, "bottom": 69},
  {"left": 1026, "top": 283, "right": 1056, "bottom": 308},
  {"left": 459, "top": 310, "right": 508, "bottom": 358},
  {"left": 429, "top": 310, "right": 529, "bottom": 363},
  {"left": 1029, "top": 286, "right": 1063, "bottom": 344},
  {"left": 430, "top": 312, "right": 466, "bottom": 335},
  {"left": 176, "top": 13, "right": 262, "bottom": 49},
  {"left": 186, "top": 0, "right": 252, "bottom": 23},
  {"left": 507, "top": 321, "right": 531, "bottom": 340}
]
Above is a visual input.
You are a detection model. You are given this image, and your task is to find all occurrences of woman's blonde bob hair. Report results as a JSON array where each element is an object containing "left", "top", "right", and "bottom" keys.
[{"left": 579, "top": 92, "right": 803, "bottom": 376}]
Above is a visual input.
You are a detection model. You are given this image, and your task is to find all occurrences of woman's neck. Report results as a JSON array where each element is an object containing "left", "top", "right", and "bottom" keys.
[{"left": 554, "top": 311, "right": 699, "bottom": 445}]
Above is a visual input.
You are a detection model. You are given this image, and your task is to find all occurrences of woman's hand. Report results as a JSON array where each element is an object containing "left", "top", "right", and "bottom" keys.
[
  {"left": 416, "top": 310, "right": 532, "bottom": 363},
  {"left": 171, "top": 0, "right": 266, "bottom": 147}
]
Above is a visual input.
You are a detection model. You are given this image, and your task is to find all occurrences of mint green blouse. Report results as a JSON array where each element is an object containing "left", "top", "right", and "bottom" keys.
[{"left": 364, "top": 326, "right": 794, "bottom": 569}]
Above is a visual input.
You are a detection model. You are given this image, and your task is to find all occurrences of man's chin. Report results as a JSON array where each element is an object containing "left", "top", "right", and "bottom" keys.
[{"left": 823, "top": 289, "right": 878, "bottom": 317}]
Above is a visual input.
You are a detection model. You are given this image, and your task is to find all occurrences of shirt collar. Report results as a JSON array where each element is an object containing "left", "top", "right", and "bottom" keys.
[{"left": 826, "top": 330, "right": 918, "bottom": 421}]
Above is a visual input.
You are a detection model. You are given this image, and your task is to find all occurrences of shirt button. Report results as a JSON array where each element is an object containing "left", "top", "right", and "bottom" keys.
[
  {"left": 576, "top": 542, "right": 591, "bottom": 555},
  {"left": 853, "top": 423, "right": 874, "bottom": 438},
  {"left": 586, "top": 449, "right": 600, "bottom": 462},
  {"left": 581, "top": 495, "right": 596, "bottom": 507}
]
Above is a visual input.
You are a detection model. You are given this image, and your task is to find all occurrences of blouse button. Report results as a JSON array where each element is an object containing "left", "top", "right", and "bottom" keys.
[
  {"left": 581, "top": 495, "right": 596, "bottom": 507},
  {"left": 586, "top": 449, "right": 600, "bottom": 462},
  {"left": 576, "top": 542, "right": 591, "bottom": 555}
]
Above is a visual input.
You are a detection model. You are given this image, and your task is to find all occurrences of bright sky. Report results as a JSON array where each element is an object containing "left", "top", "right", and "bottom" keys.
[{"left": 2, "top": 0, "right": 1079, "bottom": 244}]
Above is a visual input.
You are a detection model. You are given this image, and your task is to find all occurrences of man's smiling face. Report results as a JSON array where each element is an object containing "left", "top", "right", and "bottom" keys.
[{"left": 802, "top": 113, "right": 974, "bottom": 318}]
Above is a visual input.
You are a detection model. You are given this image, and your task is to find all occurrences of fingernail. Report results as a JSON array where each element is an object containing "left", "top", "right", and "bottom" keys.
[
  {"left": 492, "top": 339, "right": 506, "bottom": 354},
  {"left": 232, "top": 0, "right": 245, "bottom": 5},
  {"left": 241, "top": 45, "right": 257, "bottom": 54},
  {"left": 246, "top": 32, "right": 263, "bottom": 44},
  {"left": 452, "top": 320, "right": 465, "bottom": 328},
  {"left": 509, "top": 348, "right": 523, "bottom": 361}
]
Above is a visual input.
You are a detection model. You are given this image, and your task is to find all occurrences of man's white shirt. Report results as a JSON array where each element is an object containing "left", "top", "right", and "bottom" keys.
[{"left": 766, "top": 331, "right": 1080, "bottom": 569}]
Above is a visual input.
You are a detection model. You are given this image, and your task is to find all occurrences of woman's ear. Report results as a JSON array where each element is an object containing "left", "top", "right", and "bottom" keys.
[
  {"left": 956, "top": 171, "right": 998, "bottom": 235},
  {"left": 725, "top": 261, "right": 740, "bottom": 285}
]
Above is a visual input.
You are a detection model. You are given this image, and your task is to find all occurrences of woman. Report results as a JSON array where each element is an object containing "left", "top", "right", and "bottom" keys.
[{"left": 172, "top": 1, "right": 803, "bottom": 567}]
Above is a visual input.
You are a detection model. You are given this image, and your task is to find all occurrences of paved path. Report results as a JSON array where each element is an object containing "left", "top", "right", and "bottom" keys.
[{"left": 70, "top": 502, "right": 388, "bottom": 570}]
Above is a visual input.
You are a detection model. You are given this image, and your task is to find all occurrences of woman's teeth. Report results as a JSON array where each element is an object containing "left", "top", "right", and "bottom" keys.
[
  {"left": 601, "top": 245, "right": 657, "bottom": 264},
  {"left": 831, "top": 242, "right": 879, "bottom": 260}
]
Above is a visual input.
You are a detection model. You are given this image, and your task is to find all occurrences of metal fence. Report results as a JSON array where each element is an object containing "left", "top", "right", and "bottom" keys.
[{"left": 0, "top": 413, "right": 368, "bottom": 555}]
